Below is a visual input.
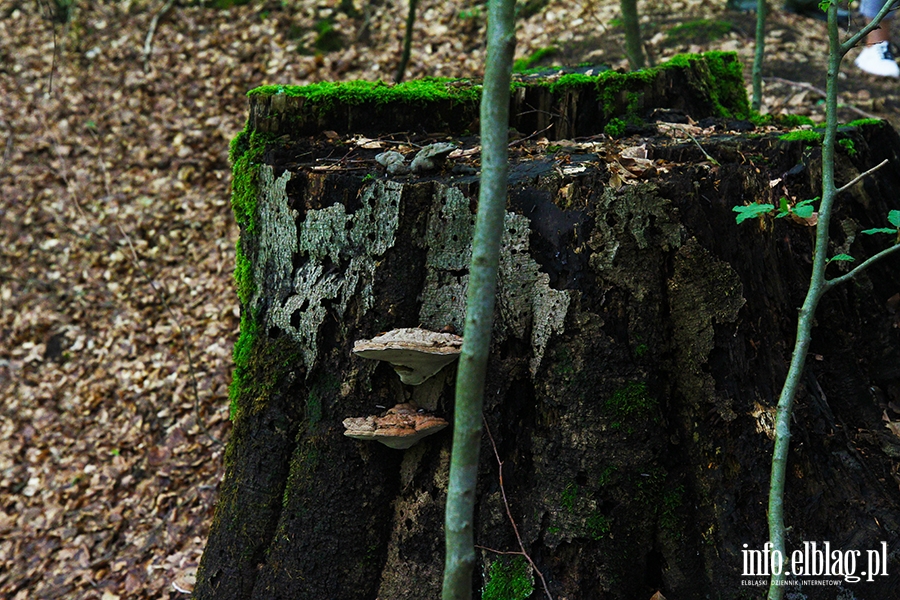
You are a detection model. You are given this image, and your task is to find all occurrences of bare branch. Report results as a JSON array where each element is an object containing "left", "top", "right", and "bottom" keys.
[
  {"left": 835, "top": 158, "right": 888, "bottom": 195},
  {"left": 824, "top": 242, "right": 900, "bottom": 290}
]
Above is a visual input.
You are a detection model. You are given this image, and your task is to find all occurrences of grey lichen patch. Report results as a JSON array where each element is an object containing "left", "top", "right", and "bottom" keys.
[
  {"left": 668, "top": 237, "right": 745, "bottom": 408},
  {"left": 419, "top": 184, "right": 570, "bottom": 376},
  {"left": 267, "top": 179, "right": 403, "bottom": 369},
  {"left": 252, "top": 167, "right": 298, "bottom": 311},
  {"left": 588, "top": 184, "right": 683, "bottom": 301}
]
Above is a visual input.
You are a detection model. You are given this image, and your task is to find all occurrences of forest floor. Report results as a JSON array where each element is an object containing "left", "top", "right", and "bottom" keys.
[{"left": 2, "top": 0, "right": 899, "bottom": 597}]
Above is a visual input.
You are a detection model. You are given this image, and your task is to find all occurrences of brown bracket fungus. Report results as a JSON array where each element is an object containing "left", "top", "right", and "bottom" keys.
[
  {"left": 352, "top": 327, "right": 463, "bottom": 385},
  {"left": 342, "top": 403, "right": 449, "bottom": 449}
]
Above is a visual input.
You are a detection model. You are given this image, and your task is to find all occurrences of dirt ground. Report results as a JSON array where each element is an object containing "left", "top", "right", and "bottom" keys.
[{"left": 1, "top": 0, "right": 898, "bottom": 598}]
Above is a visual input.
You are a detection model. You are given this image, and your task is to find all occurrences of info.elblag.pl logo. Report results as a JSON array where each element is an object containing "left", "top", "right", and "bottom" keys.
[{"left": 742, "top": 541, "right": 889, "bottom": 584}]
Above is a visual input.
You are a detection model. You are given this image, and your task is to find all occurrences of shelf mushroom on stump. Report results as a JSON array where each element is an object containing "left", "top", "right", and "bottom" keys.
[
  {"left": 351, "top": 327, "right": 463, "bottom": 386},
  {"left": 343, "top": 327, "right": 462, "bottom": 449},
  {"left": 342, "top": 403, "right": 449, "bottom": 450}
]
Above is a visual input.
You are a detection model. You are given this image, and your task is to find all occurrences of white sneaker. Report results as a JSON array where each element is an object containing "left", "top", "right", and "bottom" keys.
[{"left": 855, "top": 41, "right": 900, "bottom": 78}]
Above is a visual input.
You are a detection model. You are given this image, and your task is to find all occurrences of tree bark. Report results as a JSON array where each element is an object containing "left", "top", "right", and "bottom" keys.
[{"left": 195, "top": 58, "right": 900, "bottom": 599}]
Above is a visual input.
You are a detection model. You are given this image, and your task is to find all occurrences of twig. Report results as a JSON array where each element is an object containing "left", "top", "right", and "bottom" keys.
[
  {"left": 835, "top": 158, "right": 888, "bottom": 195},
  {"left": 763, "top": 76, "right": 881, "bottom": 120},
  {"left": 509, "top": 124, "right": 554, "bottom": 148},
  {"left": 679, "top": 127, "right": 720, "bottom": 166},
  {"left": 35, "top": 0, "right": 60, "bottom": 95},
  {"left": 143, "top": 0, "right": 176, "bottom": 73},
  {"left": 482, "top": 417, "right": 554, "bottom": 600},
  {"left": 824, "top": 242, "right": 900, "bottom": 290}
]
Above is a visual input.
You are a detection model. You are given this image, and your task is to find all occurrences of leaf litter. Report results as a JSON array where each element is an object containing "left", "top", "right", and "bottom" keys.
[{"left": 2, "top": 0, "right": 900, "bottom": 598}]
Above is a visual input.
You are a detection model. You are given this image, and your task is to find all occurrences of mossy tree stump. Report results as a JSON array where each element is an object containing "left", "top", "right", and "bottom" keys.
[{"left": 196, "top": 53, "right": 900, "bottom": 599}]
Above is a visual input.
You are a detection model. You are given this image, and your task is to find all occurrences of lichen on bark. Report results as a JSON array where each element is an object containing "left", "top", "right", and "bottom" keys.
[
  {"left": 668, "top": 237, "right": 745, "bottom": 411},
  {"left": 419, "top": 184, "right": 570, "bottom": 375},
  {"left": 588, "top": 184, "right": 683, "bottom": 301},
  {"left": 265, "top": 178, "right": 403, "bottom": 369}
]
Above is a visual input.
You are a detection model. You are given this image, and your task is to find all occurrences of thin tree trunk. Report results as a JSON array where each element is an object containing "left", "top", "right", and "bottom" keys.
[
  {"left": 751, "top": 0, "right": 766, "bottom": 111},
  {"left": 441, "top": 0, "right": 516, "bottom": 597},
  {"left": 620, "top": 0, "right": 645, "bottom": 69},
  {"left": 394, "top": 0, "right": 419, "bottom": 83},
  {"left": 765, "top": 2, "right": 897, "bottom": 598}
]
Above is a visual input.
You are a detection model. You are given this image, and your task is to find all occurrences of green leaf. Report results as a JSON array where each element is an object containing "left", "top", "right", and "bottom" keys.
[
  {"left": 818, "top": 0, "right": 833, "bottom": 11},
  {"left": 888, "top": 210, "right": 900, "bottom": 228},
  {"left": 793, "top": 204, "right": 815, "bottom": 219},
  {"left": 827, "top": 254, "right": 855, "bottom": 263},
  {"left": 775, "top": 197, "right": 789, "bottom": 218},
  {"left": 861, "top": 227, "right": 897, "bottom": 235},
  {"left": 733, "top": 203, "right": 774, "bottom": 224}
]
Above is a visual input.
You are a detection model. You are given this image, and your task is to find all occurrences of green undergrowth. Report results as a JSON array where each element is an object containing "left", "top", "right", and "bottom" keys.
[{"left": 513, "top": 46, "right": 557, "bottom": 72}]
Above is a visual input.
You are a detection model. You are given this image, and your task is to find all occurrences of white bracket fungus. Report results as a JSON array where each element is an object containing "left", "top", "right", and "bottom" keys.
[{"left": 352, "top": 327, "right": 463, "bottom": 386}]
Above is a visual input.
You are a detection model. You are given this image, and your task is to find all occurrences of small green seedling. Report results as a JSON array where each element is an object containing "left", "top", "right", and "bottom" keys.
[
  {"left": 776, "top": 196, "right": 817, "bottom": 219},
  {"left": 733, "top": 196, "right": 819, "bottom": 224},
  {"left": 732, "top": 202, "right": 774, "bottom": 224}
]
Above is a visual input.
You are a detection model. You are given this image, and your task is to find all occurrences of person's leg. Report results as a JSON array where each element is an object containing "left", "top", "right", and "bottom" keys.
[{"left": 855, "top": 0, "right": 899, "bottom": 77}]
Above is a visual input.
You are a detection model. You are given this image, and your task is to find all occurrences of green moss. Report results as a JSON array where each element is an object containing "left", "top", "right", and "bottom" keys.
[
  {"left": 604, "top": 117, "right": 626, "bottom": 137},
  {"left": 660, "top": 485, "right": 685, "bottom": 531},
  {"left": 248, "top": 78, "right": 480, "bottom": 107},
  {"left": 228, "top": 324, "right": 302, "bottom": 422},
  {"left": 585, "top": 513, "right": 611, "bottom": 540},
  {"left": 777, "top": 113, "right": 815, "bottom": 127},
  {"left": 482, "top": 555, "right": 534, "bottom": 600},
  {"left": 634, "top": 343, "right": 649, "bottom": 357},
  {"left": 699, "top": 51, "right": 750, "bottom": 119},
  {"left": 547, "top": 72, "right": 599, "bottom": 93},
  {"left": 313, "top": 19, "right": 342, "bottom": 53},
  {"left": 838, "top": 137, "right": 857, "bottom": 156},
  {"left": 605, "top": 381, "right": 657, "bottom": 424},
  {"left": 227, "top": 127, "right": 275, "bottom": 419},
  {"left": 305, "top": 374, "right": 339, "bottom": 427},
  {"left": 779, "top": 129, "right": 823, "bottom": 143},
  {"left": 458, "top": 6, "right": 482, "bottom": 19},
  {"left": 560, "top": 482, "right": 579, "bottom": 511},
  {"left": 846, "top": 117, "right": 883, "bottom": 128},
  {"left": 513, "top": 46, "right": 557, "bottom": 72},
  {"left": 597, "top": 465, "right": 616, "bottom": 487},
  {"left": 226, "top": 129, "right": 305, "bottom": 421},
  {"left": 230, "top": 129, "right": 274, "bottom": 238},
  {"left": 666, "top": 19, "right": 732, "bottom": 45}
]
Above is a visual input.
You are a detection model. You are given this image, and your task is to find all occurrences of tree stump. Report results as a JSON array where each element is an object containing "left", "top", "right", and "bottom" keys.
[{"left": 196, "top": 53, "right": 900, "bottom": 599}]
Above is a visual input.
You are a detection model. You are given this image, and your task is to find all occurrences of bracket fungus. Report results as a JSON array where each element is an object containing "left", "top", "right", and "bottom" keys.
[
  {"left": 342, "top": 403, "right": 449, "bottom": 449},
  {"left": 352, "top": 327, "right": 463, "bottom": 385}
]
